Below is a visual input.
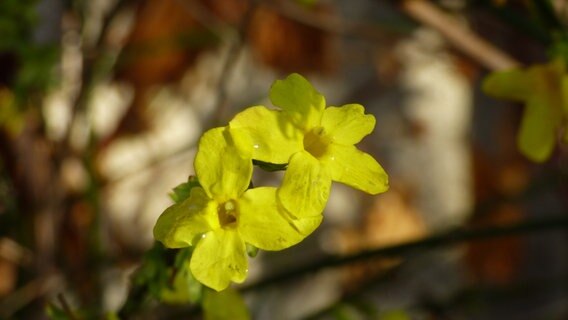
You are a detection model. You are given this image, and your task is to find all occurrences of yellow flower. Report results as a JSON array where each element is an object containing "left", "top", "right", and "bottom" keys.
[
  {"left": 230, "top": 74, "right": 389, "bottom": 233},
  {"left": 153, "top": 127, "right": 310, "bottom": 291},
  {"left": 483, "top": 59, "right": 568, "bottom": 162}
]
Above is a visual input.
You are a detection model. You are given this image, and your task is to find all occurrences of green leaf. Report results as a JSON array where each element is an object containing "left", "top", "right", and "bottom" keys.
[
  {"left": 105, "top": 312, "right": 120, "bottom": 320},
  {"left": 131, "top": 242, "right": 173, "bottom": 299},
  {"left": 130, "top": 244, "right": 202, "bottom": 305},
  {"left": 380, "top": 309, "right": 411, "bottom": 320},
  {"left": 160, "top": 254, "right": 202, "bottom": 304},
  {"left": 202, "top": 288, "right": 250, "bottom": 320},
  {"left": 330, "top": 303, "right": 357, "bottom": 320},
  {"left": 174, "top": 247, "right": 193, "bottom": 269},
  {"left": 246, "top": 243, "right": 259, "bottom": 258},
  {"left": 105, "top": 312, "right": 121, "bottom": 320},
  {"left": 549, "top": 37, "right": 568, "bottom": 64},
  {"left": 45, "top": 303, "right": 69, "bottom": 320},
  {"left": 169, "top": 176, "right": 201, "bottom": 203}
]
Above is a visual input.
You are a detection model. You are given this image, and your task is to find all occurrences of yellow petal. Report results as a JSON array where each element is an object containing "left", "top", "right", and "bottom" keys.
[
  {"left": 482, "top": 68, "right": 529, "bottom": 101},
  {"left": 229, "top": 106, "right": 303, "bottom": 164},
  {"left": 238, "top": 187, "right": 306, "bottom": 250},
  {"left": 517, "top": 97, "right": 557, "bottom": 162},
  {"left": 269, "top": 73, "right": 325, "bottom": 130},
  {"left": 202, "top": 287, "right": 250, "bottom": 320},
  {"left": 289, "top": 215, "right": 323, "bottom": 237},
  {"left": 515, "top": 60, "right": 565, "bottom": 161},
  {"left": 195, "top": 127, "right": 253, "bottom": 201},
  {"left": 323, "top": 144, "right": 389, "bottom": 194},
  {"left": 321, "top": 104, "right": 376, "bottom": 145},
  {"left": 277, "top": 151, "right": 331, "bottom": 219},
  {"left": 190, "top": 229, "right": 247, "bottom": 291},
  {"left": 153, "top": 187, "right": 218, "bottom": 248}
]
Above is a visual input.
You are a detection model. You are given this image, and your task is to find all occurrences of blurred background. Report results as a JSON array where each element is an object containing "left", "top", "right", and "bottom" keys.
[{"left": 0, "top": 0, "right": 567, "bottom": 319}]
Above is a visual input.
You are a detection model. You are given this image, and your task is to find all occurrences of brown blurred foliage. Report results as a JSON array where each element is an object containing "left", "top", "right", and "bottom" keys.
[
  {"left": 0, "top": 259, "right": 17, "bottom": 297},
  {"left": 248, "top": 3, "right": 335, "bottom": 74},
  {"left": 466, "top": 146, "right": 530, "bottom": 285},
  {"left": 113, "top": 0, "right": 334, "bottom": 137},
  {"left": 114, "top": 0, "right": 218, "bottom": 135}
]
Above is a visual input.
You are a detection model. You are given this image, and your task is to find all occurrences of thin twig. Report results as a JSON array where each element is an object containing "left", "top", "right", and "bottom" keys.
[
  {"left": 174, "top": 0, "right": 231, "bottom": 36},
  {"left": 102, "top": 140, "right": 196, "bottom": 187},
  {"left": 0, "top": 273, "right": 62, "bottom": 318},
  {"left": 303, "top": 261, "right": 407, "bottom": 319},
  {"left": 174, "top": 0, "right": 257, "bottom": 127},
  {"left": 242, "top": 214, "right": 568, "bottom": 291},
  {"left": 0, "top": 237, "right": 33, "bottom": 267},
  {"left": 262, "top": 0, "right": 397, "bottom": 42},
  {"left": 209, "top": 0, "right": 259, "bottom": 127},
  {"left": 310, "top": 272, "right": 568, "bottom": 319},
  {"left": 401, "top": 0, "right": 520, "bottom": 70},
  {"left": 57, "top": 293, "right": 80, "bottom": 320},
  {"left": 93, "top": 0, "right": 131, "bottom": 52},
  {"left": 60, "top": 0, "right": 129, "bottom": 150}
]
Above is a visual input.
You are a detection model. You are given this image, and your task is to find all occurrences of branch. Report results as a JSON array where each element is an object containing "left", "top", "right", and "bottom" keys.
[
  {"left": 242, "top": 214, "right": 568, "bottom": 291},
  {"left": 57, "top": 294, "right": 80, "bottom": 320},
  {"left": 401, "top": 0, "right": 520, "bottom": 70},
  {"left": 60, "top": 0, "right": 130, "bottom": 150},
  {"left": 262, "top": 0, "right": 396, "bottom": 42},
  {"left": 209, "top": 0, "right": 259, "bottom": 127},
  {"left": 0, "top": 273, "right": 62, "bottom": 318},
  {"left": 0, "top": 237, "right": 33, "bottom": 267}
]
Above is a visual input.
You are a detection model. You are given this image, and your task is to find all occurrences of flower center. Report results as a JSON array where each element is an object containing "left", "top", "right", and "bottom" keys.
[
  {"left": 303, "top": 127, "right": 331, "bottom": 159},
  {"left": 217, "top": 200, "right": 238, "bottom": 228}
]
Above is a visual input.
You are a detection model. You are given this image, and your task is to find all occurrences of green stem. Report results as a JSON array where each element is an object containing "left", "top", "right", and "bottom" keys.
[{"left": 242, "top": 214, "right": 568, "bottom": 291}]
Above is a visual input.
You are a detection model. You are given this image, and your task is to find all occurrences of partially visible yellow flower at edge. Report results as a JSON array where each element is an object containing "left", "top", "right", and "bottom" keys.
[
  {"left": 483, "top": 59, "right": 568, "bottom": 162},
  {"left": 230, "top": 74, "right": 389, "bottom": 234}
]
